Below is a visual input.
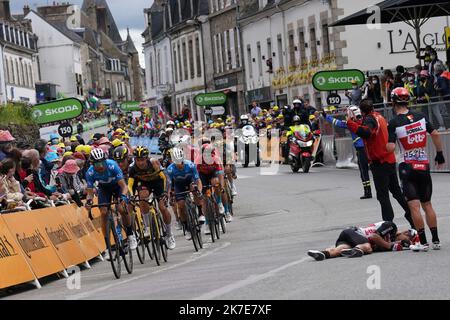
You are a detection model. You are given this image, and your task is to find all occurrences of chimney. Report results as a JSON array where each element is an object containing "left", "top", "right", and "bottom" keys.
[
  {"left": 0, "top": 0, "right": 11, "bottom": 20},
  {"left": 23, "top": 5, "right": 30, "bottom": 16}
]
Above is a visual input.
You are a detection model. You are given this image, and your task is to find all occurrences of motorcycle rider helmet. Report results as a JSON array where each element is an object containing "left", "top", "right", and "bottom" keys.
[
  {"left": 166, "top": 120, "right": 175, "bottom": 128},
  {"left": 347, "top": 106, "right": 363, "bottom": 121},
  {"left": 240, "top": 114, "right": 249, "bottom": 125},
  {"left": 391, "top": 87, "right": 410, "bottom": 105},
  {"left": 293, "top": 99, "right": 302, "bottom": 104},
  {"left": 112, "top": 145, "right": 129, "bottom": 161}
]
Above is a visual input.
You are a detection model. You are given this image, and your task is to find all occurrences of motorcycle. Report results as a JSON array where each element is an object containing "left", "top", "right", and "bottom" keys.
[
  {"left": 237, "top": 125, "right": 261, "bottom": 168},
  {"left": 288, "top": 124, "right": 315, "bottom": 173}
]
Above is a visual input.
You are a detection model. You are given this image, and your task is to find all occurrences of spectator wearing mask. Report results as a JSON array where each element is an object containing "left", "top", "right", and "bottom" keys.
[
  {"left": 0, "top": 130, "right": 16, "bottom": 161},
  {"left": 345, "top": 80, "right": 363, "bottom": 106},
  {"left": 364, "top": 76, "right": 383, "bottom": 105}
]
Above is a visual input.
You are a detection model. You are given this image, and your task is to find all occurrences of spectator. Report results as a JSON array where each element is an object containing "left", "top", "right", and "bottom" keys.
[
  {"left": 34, "top": 139, "right": 52, "bottom": 185},
  {"left": 77, "top": 121, "right": 84, "bottom": 135},
  {"left": 250, "top": 101, "right": 262, "bottom": 118},
  {"left": 382, "top": 70, "right": 395, "bottom": 103},
  {"left": 0, "top": 130, "right": 16, "bottom": 161},
  {"left": 345, "top": 80, "right": 363, "bottom": 105},
  {"left": 364, "top": 76, "right": 383, "bottom": 105},
  {"left": 56, "top": 160, "right": 84, "bottom": 207},
  {"left": 0, "top": 158, "right": 24, "bottom": 208},
  {"left": 429, "top": 50, "right": 443, "bottom": 81},
  {"left": 433, "top": 62, "right": 449, "bottom": 131}
]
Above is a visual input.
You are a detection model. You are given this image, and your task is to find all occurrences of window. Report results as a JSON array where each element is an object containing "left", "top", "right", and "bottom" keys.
[
  {"left": 247, "top": 45, "right": 253, "bottom": 79},
  {"left": 182, "top": 40, "right": 188, "bottom": 80},
  {"left": 177, "top": 42, "right": 182, "bottom": 82},
  {"left": 277, "top": 34, "right": 283, "bottom": 69},
  {"left": 213, "top": 34, "right": 219, "bottom": 73},
  {"left": 298, "top": 29, "right": 306, "bottom": 65},
  {"left": 219, "top": 33, "right": 225, "bottom": 72},
  {"left": 234, "top": 27, "right": 240, "bottom": 68},
  {"left": 0, "top": 24, "right": 3, "bottom": 40},
  {"left": 9, "top": 27, "right": 14, "bottom": 43},
  {"left": 257, "top": 42, "right": 262, "bottom": 76},
  {"left": 322, "top": 24, "right": 330, "bottom": 56},
  {"left": 23, "top": 61, "right": 28, "bottom": 87},
  {"left": 4, "top": 57, "right": 8, "bottom": 83},
  {"left": 195, "top": 35, "right": 202, "bottom": 78},
  {"left": 188, "top": 37, "right": 194, "bottom": 79},
  {"left": 288, "top": 32, "right": 296, "bottom": 67},
  {"left": 29, "top": 64, "right": 34, "bottom": 87},
  {"left": 310, "top": 27, "right": 318, "bottom": 61},
  {"left": 173, "top": 46, "right": 178, "bottom": 83},
  {"left": 149, "top": 52, "right": 154, "bottom": 86},
  {"left": 15, "top": 60, "right": 20, "bottom": 85},
  {"left": 20, "top": 31, "right": 24, "bottom": 46},
  {"left": 25, "top": 33, "right": 29, "bottom": 48},
  {"left": 267, "top": 38, "right": 273, "bottom": 73},
  {"left": 15, "top": 29, "right": 19, "bottom": 45},
  {"left": 9, "top": 59, "right": 14, "bottom": 84},
  {"left": 5, "top": 25, "right": 9, "bottom": 42},
  {"left": 226, "top": 30, "right": 232, "bottom": 70}
]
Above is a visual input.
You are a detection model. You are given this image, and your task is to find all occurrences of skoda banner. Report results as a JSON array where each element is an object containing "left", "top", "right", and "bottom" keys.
[
  {"left": 312, "top": 69, "right": 365, "bottom": 91},
  {"left": 120, "top": 101, "right": 141, "bottom": 112},
  {"left": 32, "top": 98, "right": 84, "bottom": 125}
]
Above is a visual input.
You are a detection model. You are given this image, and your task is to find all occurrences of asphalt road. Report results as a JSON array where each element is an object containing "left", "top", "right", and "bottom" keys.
[{"left": 2, "top": 164, "right": 450, "bottom": 300}]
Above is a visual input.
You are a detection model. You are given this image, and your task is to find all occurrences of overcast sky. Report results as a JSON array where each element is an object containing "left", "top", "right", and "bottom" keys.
[{"left": 11, "top": 0, "right": 153, "bottom": 65}]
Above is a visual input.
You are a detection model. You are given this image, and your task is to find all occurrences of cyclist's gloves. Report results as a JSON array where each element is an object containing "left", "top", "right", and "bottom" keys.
[
  {"left": 435, "top": 151, "right": 445, "bottom": 165},
  {"left": 120, "top": 194, "right": 130, "bottom": 204}
]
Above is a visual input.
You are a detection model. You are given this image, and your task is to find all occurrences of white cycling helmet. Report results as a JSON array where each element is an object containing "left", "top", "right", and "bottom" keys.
[
  {"left": 293, "top": 99, "right": 302, "bottom": 105},
  {"left": 90, "top": 148, "right": 106, "bottom": 162},
  {"left": 171, "top": 147, "right": 185, "bottom": 163},
  {"left": 347, "top": 105, "right": 362, "bottom": 120}
]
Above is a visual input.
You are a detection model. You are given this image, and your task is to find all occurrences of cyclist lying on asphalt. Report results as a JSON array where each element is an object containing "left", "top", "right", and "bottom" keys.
[{"left": 307, "top": 221, "right": 418, "bottom": 261}]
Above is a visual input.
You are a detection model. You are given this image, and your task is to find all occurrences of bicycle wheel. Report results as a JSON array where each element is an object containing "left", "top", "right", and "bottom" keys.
[
  {"left": 192, "top": 206, "right": 203, "bottom": 249},
  {"left": 219, "top": 212, "right": 227, "bottom": 235},
  {"left": 149, "top": 213, "right": 161, "bottom": 266},
  {"left": 141, "top": 212, "right": 154, "bottom": 261},
  {"left": 157, "top": 213, "right": 168, "bottom": 263},
  {"left": 120, "top": 221, "right": 133, "bottom": 274},
  {"left": 186, "top": 202, "right": 199, "bottom": 252},
  {"left": 105, "top": 215, "right": 121, "bottom": 279},
  {"left": 205, "top": 198, "right": 216, "bottom": 243},
  {"left": 133, "top": 213, "right": 146, "bottom": 264}
]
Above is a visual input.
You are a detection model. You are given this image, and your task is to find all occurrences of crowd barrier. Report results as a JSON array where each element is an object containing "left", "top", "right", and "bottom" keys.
[
  {"left": 130, "top": 136, "right": 161, "bottom": 154},
  {"left": 0, "top": 205, "right": 106, "bottom": 290}
]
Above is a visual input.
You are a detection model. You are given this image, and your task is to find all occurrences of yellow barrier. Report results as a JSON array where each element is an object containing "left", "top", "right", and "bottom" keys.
[
  {"left": 0, "top": 216, "right": 36, "bottom": 289},
  {"left": 1, "top": 210, "right": 66, "bottom": 279}
]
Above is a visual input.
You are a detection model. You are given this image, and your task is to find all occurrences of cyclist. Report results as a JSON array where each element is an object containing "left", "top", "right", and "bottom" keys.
[
  {"left": 387, "top": 87, "right": 445, "bottom": 252},
  {"left": 112, "top": 145, "right": 131, "bottom": 179},
  {"left": 166, "top": 147, "right": 205, "bottom": 241},
  {"left": 128, "top": 146, "right": 176, "bottom": 250},
  {"left": 307, "top": 221, "right": 418, "bottom": 261},
  {"left": 195, "top": 143, "right": 232, "bottom": 229},
  {"left": 85, "top": 148, "right": 137, "bottom": 250}
]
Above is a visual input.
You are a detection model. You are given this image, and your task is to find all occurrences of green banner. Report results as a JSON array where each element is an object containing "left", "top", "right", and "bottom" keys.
[
  {"left": 120, "top": 101, "right": 141, "bottom": 112},
  {"left": 32, "top": 98, "right": 84, "bottom": 125},
  {"left": 312, "top": 69, "right": 365, "bottom": 91},
  {"left": 194, "top": 92, "right": 227, "bottom": 106}
]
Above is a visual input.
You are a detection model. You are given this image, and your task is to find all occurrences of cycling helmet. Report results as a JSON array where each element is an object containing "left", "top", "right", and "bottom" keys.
[
  {"left": 112, "top": 146, "right": 129, "bottom": 161},
  {"left": 133, "top": 146, "right": 149, "bottom": 158},
  {"left": 171, "top": 147, "right": 185, "bottom": 162},
  {"left": 391, "top": 87, "right": 410, "bottom": 104},
  {"left": 112, "top": 139, "right": 124, "bottom": 148},
  {"left": 293, "top": 99, "right": 302, "bottom": 105},
  {"left": 90, "top": 148, "right": 106, "bottom": 163},
  {"left": 293, "top": 115, "right": 301, "bottom": 123},
  {"left": 347, "top": 105, "right": 362, "bottom": 120}
]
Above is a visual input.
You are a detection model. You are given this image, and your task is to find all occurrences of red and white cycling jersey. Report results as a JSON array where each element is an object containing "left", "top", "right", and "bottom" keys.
[
  {"left": 388, "top": 112, "right": 434, "bottom": 170},
  {"left": 356, "top": 222, "right": 385, "bottom": 238}
]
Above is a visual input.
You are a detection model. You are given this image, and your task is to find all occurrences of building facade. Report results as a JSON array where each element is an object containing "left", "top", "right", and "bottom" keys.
[
  {"left": 0, "top": 1, "right": 38, "bottom": 104},
  {"left": 208, "top": 0, "right": 246, "bottom": 117},
  {"left": 239, "top": 0, "right": 450, "bottom": 110}
]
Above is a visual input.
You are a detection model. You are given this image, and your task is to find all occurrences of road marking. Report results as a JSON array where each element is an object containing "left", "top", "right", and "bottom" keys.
[
  {"left": 193, "top": 257, "right": 310, "bottom": 300},
  {"left": 67, "top": 242, "right": 231, "bottom": 300}
]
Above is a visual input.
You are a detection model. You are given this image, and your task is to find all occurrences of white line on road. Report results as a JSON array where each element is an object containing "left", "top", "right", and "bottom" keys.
[
  {"left": 67, "top": 242, "right": 231, "bottom": 300},
  {"left": 193, "top": 257, "right": 310, "bottom": 300}
]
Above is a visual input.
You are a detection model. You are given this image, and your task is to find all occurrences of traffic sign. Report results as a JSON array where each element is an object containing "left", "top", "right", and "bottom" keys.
[
  {"left": 58, "top": 123, "right": 73, "bottom": 138},
  {"left": 312, "top": 69, "right": 365, "bottom": 91},
  {"left": 194, "top": 92, "right": 227, "bottom": 106},
  {"left": 32, "top": 98, "right": 84, "bottom": 125},
  {"left": 211, "top": 106, "right": 225, "bottom": 116},
  {"left": 326, "top": 94, "right": 342, "bottom": 106}
]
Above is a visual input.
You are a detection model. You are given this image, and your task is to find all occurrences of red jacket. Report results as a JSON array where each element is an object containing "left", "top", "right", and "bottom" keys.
[{"left": 347, "top": 112, "right": 396, "bottom": 164}]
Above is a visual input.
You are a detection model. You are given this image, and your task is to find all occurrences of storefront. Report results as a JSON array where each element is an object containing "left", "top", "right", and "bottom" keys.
[{"left": 246, "top": 86, "right": 273, "bottom": 110}]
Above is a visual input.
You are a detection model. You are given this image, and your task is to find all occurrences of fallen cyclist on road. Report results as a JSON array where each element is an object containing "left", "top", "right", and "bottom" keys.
[{"left": 307, "top": 221, "right": 418, "bottom": 261}]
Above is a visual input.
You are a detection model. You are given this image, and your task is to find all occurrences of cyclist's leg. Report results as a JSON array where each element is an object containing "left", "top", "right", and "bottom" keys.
[
  {"left": 153, "top": 179, "right": 173, "bottom": 237},
  {"left": 97, "top": 186, "right": 112, "bottom": 240},
  {"left": 114, "top": 184, "right": 133, "bottom": 237},
  {"left": 138, "top": 187, "right": 151, "bottom": 231}
]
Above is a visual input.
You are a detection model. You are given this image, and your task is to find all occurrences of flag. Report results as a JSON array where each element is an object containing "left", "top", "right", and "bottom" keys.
[{"left": 158, "top": 105, "right": 165, "bottom": 120}]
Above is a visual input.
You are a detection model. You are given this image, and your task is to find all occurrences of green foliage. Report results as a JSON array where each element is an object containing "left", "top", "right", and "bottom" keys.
[{"left": 0, "top": 103, "right": 36, "bottom": 125}]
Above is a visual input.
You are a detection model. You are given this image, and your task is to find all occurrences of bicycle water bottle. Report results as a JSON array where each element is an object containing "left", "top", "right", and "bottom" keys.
[{"left": 116, "top": 225, "right": 123, "bottom": 242}]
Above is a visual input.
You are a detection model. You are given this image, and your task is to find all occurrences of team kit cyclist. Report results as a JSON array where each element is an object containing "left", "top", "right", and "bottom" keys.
[{"left": 84, "top": 135, "right": 236, "bottom": 253}]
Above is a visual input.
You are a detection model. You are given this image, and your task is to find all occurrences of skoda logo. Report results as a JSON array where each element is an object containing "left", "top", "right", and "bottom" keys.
[
  {"left": 197, "top": 96, "right": 204, "bottom": 103},
  {"left": 32, "top": 109, "right": 43, "bottom": 119},
  {"left": 316, "top": 76, "right": 326, "bottom": 86}
]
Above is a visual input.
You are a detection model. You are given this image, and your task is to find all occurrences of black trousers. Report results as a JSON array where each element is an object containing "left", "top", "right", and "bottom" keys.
[
  {"left": 355, "top": 147, "right": 370, "bottom": 187},
  {"left": 370, "top": 162, "right": 413, "bottom": 227}
]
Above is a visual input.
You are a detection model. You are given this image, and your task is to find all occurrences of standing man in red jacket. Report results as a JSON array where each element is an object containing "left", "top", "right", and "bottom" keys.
[{"left": 346, "top": 99, "right": 414, "bottom": 228}]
